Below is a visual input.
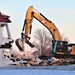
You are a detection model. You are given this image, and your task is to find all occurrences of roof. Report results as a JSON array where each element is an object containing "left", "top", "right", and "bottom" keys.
[{"left": 0, "top": 12, "right": 11, "bottom": 23}]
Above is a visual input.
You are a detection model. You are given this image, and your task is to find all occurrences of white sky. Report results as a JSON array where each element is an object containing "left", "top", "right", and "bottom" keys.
[{"left": 0, "top": 0, "right": 75, "bottom": 43}]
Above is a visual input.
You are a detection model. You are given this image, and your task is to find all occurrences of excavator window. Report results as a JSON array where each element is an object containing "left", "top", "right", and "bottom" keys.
[
  {"left": 56, "top": 41, "right": 68, "bottom": 53},
  {"left": 57, "top": 42, "right": 63, "bottom": 48},
  {"left": 51, "top": 41, "right": 68, "bottom": 54}
]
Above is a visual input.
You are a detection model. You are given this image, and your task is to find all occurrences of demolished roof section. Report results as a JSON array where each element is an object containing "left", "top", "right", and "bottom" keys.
[{"left": 0, "top": 12, "right": 11, "bottom": 23}]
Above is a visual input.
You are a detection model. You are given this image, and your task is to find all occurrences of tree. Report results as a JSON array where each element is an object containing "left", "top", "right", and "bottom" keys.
[
  {"left": 32, "top": 28, "right": 69, "bottom": 56},
  {"left": 60, "top": 33, "right": 69, "bottom": 42},
  {"left": 32, "top": 28, "right": 52, "bottom": 55}
]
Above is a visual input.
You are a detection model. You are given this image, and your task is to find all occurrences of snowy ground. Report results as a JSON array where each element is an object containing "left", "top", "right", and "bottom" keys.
[
  {"left": 0, "top": 66, "right": 75, "bottom": 75},
  {"left": 0, "top": 69, "right": 75, "bottom": 75}
]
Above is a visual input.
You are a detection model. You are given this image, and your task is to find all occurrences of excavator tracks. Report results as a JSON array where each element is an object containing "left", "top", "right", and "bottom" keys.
[{"left": 54, "top": 54, "right": 75, "bottom": 59}]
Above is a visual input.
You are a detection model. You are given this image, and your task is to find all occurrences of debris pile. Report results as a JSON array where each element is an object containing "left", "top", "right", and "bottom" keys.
[{"left": 10, "top": 55, "right": 75, "bottom": 66}]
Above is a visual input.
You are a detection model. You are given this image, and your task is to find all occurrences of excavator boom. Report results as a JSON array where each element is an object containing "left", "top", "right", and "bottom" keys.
[{"left": 22, "top": 6, "right": 60, "bottom": 41}]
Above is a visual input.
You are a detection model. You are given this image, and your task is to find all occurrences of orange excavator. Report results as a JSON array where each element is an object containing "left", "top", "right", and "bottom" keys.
[{"left": 16, "top": 6, "right": 75, "bottom": 58}]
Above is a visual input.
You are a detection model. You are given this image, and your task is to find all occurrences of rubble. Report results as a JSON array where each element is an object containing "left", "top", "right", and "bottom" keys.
[{"left": 10, "top": 55, "right": 75, "bottom": 66}]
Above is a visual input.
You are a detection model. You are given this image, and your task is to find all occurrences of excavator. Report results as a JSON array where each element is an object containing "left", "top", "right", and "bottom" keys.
[{"left": 16, "top": 6, "right": 75, "bottom": 59}]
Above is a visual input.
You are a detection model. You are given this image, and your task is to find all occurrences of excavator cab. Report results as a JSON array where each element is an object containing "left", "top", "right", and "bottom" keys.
[
  {"left": 51, "top": 41, "right": 75, "bottom": 58},
  {"left": 52, "top": 40, "right": 68, "bottom": 54}
]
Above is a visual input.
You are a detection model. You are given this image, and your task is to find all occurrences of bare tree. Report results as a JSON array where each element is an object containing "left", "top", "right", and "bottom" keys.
[
  {"left": 32, "top": 29, "right": 52, "bottom": 55},
  {"left": 60, "top": 33, "right": 69, "bottom": 42},
  {"left": 32, "top": 28, "right": 69, "bottom": 56}
]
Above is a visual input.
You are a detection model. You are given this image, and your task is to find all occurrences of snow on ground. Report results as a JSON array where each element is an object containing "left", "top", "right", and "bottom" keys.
[{"left": 0, "top": 67, "right": 75, "bottom": 75}]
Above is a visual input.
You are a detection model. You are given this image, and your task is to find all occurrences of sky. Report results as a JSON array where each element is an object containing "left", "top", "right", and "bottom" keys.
[{"left": 0, "top": 0, "right": 75, "bottom": 43}]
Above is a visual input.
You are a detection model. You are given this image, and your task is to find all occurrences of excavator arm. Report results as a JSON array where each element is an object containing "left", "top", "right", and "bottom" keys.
[{"left": 22, "top": 6, "right": 60, "bottom": 41}]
